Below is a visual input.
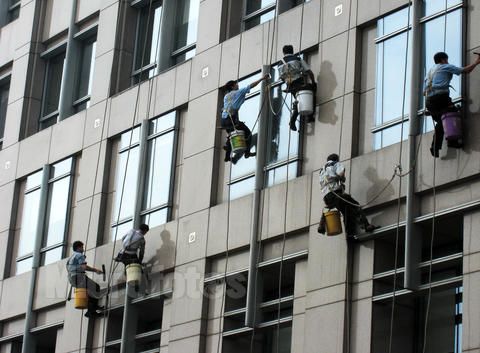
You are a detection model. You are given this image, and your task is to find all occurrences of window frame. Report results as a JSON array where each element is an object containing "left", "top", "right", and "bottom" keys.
[
  {"left": 371, "top": 1, "right": 464, "bottom": 149},
  {"left": 39, "top": 45, "right": 67, "bottom": 130},
  {"left": 13, "top": 157, "right": 75, "bottom": 275},
  {"left": 227, "top": 66, "right": 302, "bottom": 200},
  {"left": 72, "top": 33, "right": 97, "bottom": 113},
  {"left": 0, "top": 74, "right": 11, "bottom": 149},
  {"left": 7, "top": 0, "right": 20, "bottom": 24},
  {"left": 107, "top": 112, "right": 178, "bottom": 241}
]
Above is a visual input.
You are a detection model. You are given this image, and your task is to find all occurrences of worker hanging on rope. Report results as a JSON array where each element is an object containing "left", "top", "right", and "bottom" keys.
[
  {"left": 221, "top": 74, "right": 270, "bottom": 164},
  {"left": 278, "top": 45, "right": 317, "bottom": 131},
  {"left": 114, "top": 223, "right": 149, "bottom": 266},
  {"left": 424, "top": 52, "right": 480, "bottom": 157},
  {"left": 317, "top": 154, "right": 378, "bottom": 239},
  {"left": 66, "top": 241, "right": 105, "bottom": 318}
]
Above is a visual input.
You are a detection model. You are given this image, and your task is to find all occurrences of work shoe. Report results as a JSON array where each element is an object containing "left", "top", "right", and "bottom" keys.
[
  {"left": 364, "top": 224, "right": 379, "bottom": 232},
  {"left": 289, "top": 121, "right": 297, "bottom": 131},
  {"left": 429, "top": 147, "right": 439, "bottom": 158},
  {"left": 224, "top": 153, "right": 231, "bottom": 162},
  {"left": 317, "top": 225, "right": 326, "bottom": 234},
  {"left": 244, "top": 151, "right": 256, "bottom": 158},
  {"left": 231, "top": 153, "right": 241, "bottom": 165}
]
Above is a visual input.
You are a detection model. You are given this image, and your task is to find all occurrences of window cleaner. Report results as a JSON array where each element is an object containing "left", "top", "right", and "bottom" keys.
[
  {"left": 424, "top": 52, "right": 480, "bottom": 157},
  {"left": 318, "top": 154, "right": 378, "bottom": 239},
  {"left": 114, "top": 224, "right": 149, "bottom": 290},
  {"left": 66, "top": 241, "right": 106, "bottom": 318},
  {"left": 278, "top": 45, "right": 317, "bottom": 131},
  {"left": 221, "top": 74, "right": 270, "bottom": 164}
]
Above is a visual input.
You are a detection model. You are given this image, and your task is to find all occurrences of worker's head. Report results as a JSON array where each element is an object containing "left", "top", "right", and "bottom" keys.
[
  {"left": 282, "top": 45, "right": 294, "bottom": 55},
  {"left": 327, "top": 153, "right": 339, "bottom": 163},
  {"left": 73, "top": 241, "right": 84, "bottom": 252},
  {"left": 434, "top": 52, "right": 448, "bottom": 64},
  {"left": 139, "top": 223, "right": 150, "bottom": 235},
  {"left": 225, "top": 80, "right": 238, "bottom": 92}
]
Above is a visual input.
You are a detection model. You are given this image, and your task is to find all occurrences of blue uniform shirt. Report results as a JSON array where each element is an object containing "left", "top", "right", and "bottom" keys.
[
  {"left": 221, "top": 85, "right": 251, "bottom": 119},
  {"left": 424, "top": 63, "right": 463, "bottom": 97}
]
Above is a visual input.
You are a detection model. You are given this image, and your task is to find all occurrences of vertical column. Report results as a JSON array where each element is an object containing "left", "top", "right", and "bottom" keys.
[
  {"left": 245, "top": 65, "right": 269, "bottom": 327},
  {"left": 21, "top": 165, "right": 49, "bottom": 353},
  {"left": 404, "top": 0, "right": 422, "bottom": 290}
]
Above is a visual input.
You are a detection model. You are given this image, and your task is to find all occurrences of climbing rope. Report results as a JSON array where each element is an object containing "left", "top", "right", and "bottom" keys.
[
  {"left": 100, "top": 0, "right": 161, "bottom": 351},
  {"left": 388, "top": 3, "right": 412, "bottom": 353},
  {"left": 421, "top": 2, "right": 448, "bottom": 350}
]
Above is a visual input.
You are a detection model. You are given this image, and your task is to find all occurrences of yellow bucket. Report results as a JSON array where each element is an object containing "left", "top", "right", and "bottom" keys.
[
  {"left": 74, "top": 288, "right": 88, "bottom": 309},
  {"left": 230, "top": 130, "right": 247, "bottom": 154},
  {"left": 324, "top": 209, "right": 342, "bottom": 236},
  {"left": 126, "top": 263, "right": 142, "bottom": 286}
]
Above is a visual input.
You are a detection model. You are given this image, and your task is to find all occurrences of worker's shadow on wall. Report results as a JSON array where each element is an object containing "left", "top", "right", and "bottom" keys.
[
  {"left": 364, "top": 166, "right": 395, "bottom": 225},
  {"left": 317, "top": 61, "right": 338, "bottom": 125},
  {"left": 145, "top": 229, "right": 176, "bottom": 273}
]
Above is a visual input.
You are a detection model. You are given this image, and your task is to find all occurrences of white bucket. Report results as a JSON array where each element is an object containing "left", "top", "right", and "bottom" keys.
[
  {"left": 126, "top": 263, "right": 142, "bottom": 286},
  {"left": 297, "top": 90, "right": 314, "bottom": 115}
]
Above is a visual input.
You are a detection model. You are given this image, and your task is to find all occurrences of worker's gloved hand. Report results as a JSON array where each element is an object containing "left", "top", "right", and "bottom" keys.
[{"left": 95, "top": 269, "right": 103, "bottom": 274}]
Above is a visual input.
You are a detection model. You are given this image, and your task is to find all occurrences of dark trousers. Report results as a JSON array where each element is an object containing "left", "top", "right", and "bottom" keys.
[
  {"left": 71, "top": 274, "right": 101, "bottom": 314},
  {"left": 288, "top": 81, "right": 317, "bottom": 127},
  {"left": 117, "top": 252, "right": 141, "bottom": 266},
  {"left": 221, "top": 115, "right": 253, "bottom": 158},
  {"left": 426, "top": 93, "right": 458, "bottom": 153},
  {"left": 320, "top": 191, "right": 370, "bottom": 236}
]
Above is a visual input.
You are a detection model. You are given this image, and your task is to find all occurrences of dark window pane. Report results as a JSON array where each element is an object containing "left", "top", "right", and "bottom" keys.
[
  {"left": 76, "top": 38, "right": 96, "bottom": 103},
  {"left": 244, "top": 10, "right": 275, "bottom": 30},
  {"left": 0, "top": 81, "right": 9, "bottom": 143},
  {"left": 173, "top": 0, "right": 200, "bottom": 51},
  {"left": 246, "top": 0, "right": 276, "bottom": 15},
  {"left": 42, "top": 53, "right": 65, "bottom": 117},
  {"left": 135, "top": 2, "right": 163, "bottom": 72}
]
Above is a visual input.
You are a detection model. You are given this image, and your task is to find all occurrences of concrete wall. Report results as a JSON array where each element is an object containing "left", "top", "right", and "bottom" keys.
[{"left": 0, "top": 0, "right": 479, "bottom": 352}]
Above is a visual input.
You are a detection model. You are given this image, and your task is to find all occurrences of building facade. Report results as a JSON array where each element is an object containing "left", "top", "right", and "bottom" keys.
[{"left": 0, "top": 0, "right": 478, "bottom": 352}]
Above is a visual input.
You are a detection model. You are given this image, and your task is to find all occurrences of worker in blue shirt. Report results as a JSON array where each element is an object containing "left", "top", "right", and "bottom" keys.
[
  {"left": 424, "top": 51, "right": 480, "bottom": 157},
  {"left": 66, "top": 241, "right": 104, "bottom": 318},
  {"left": 222, "top": 74, "right": 269, "bottom": 164}
]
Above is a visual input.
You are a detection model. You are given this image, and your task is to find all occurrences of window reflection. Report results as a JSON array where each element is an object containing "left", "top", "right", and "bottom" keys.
[
  {"left": 229, "top": 66, "right": 300, "bottom": 200},
  {"left": 373, "top": 3, "right": 462, "bottom": 150},
  {"left": 15, "top": 158, "right": 74, "bottom": 275}
]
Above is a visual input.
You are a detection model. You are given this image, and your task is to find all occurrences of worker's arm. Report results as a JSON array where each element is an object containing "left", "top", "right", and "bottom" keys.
[
  {"left": 138, "top": 240, "right": 145, "bottom": 263},
  {"left": 250, "top": 74, "right": 270, "bottom": 89},
  {"left": 82, "top": 263, "right": 103, "bottom": 274},
  {"left": 307, "top": 69, "right": 316, "bottom": 87},
  {"left": 463, "top": 54, "right": 480, "bottom": 74}
]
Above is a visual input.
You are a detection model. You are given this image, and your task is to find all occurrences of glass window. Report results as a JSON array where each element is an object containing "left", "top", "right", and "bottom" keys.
[
  {"left": 0, "top": 80, "right": 9, "bottom": 149},
  {"left": 107, "top": 113, "right": 177, "bottom": 241},
  {"left": 243, "top": 0, "right": 306, "bottom": 31},
  {"left": 172, "top": 0, "right": 200, "bottom": 64},
  {"left": 7, "top": 0, "right": 20, "bottom": 24},
  {"left": 229, "top": 68, "right": 300, "bottom": 200},
  {"left": 133, "top": 0, "right": 163, "bottom": 82},
  {"left": 372, "top": 2, "right": 463, "bottom": 150},
  {"left": 372, "top": 216, "right": 463, "bottom": 353},
  {"left": 13, "top": 158, "right": 74, "bottom": 274},
  {"left": 110, "top": 129, "right": 141, "bottom": 239},
  {"left": 40, "top": 52, "right": 66, "bottom": 130},
  {"left": 142, "top": 112, "right": 176, "bottom": 228},
  {"left": 214, "top": 261, "right": 295, "bottom": 353},
  {"left": 74, "top": 36, "right": 97, "bottom": 113}
]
